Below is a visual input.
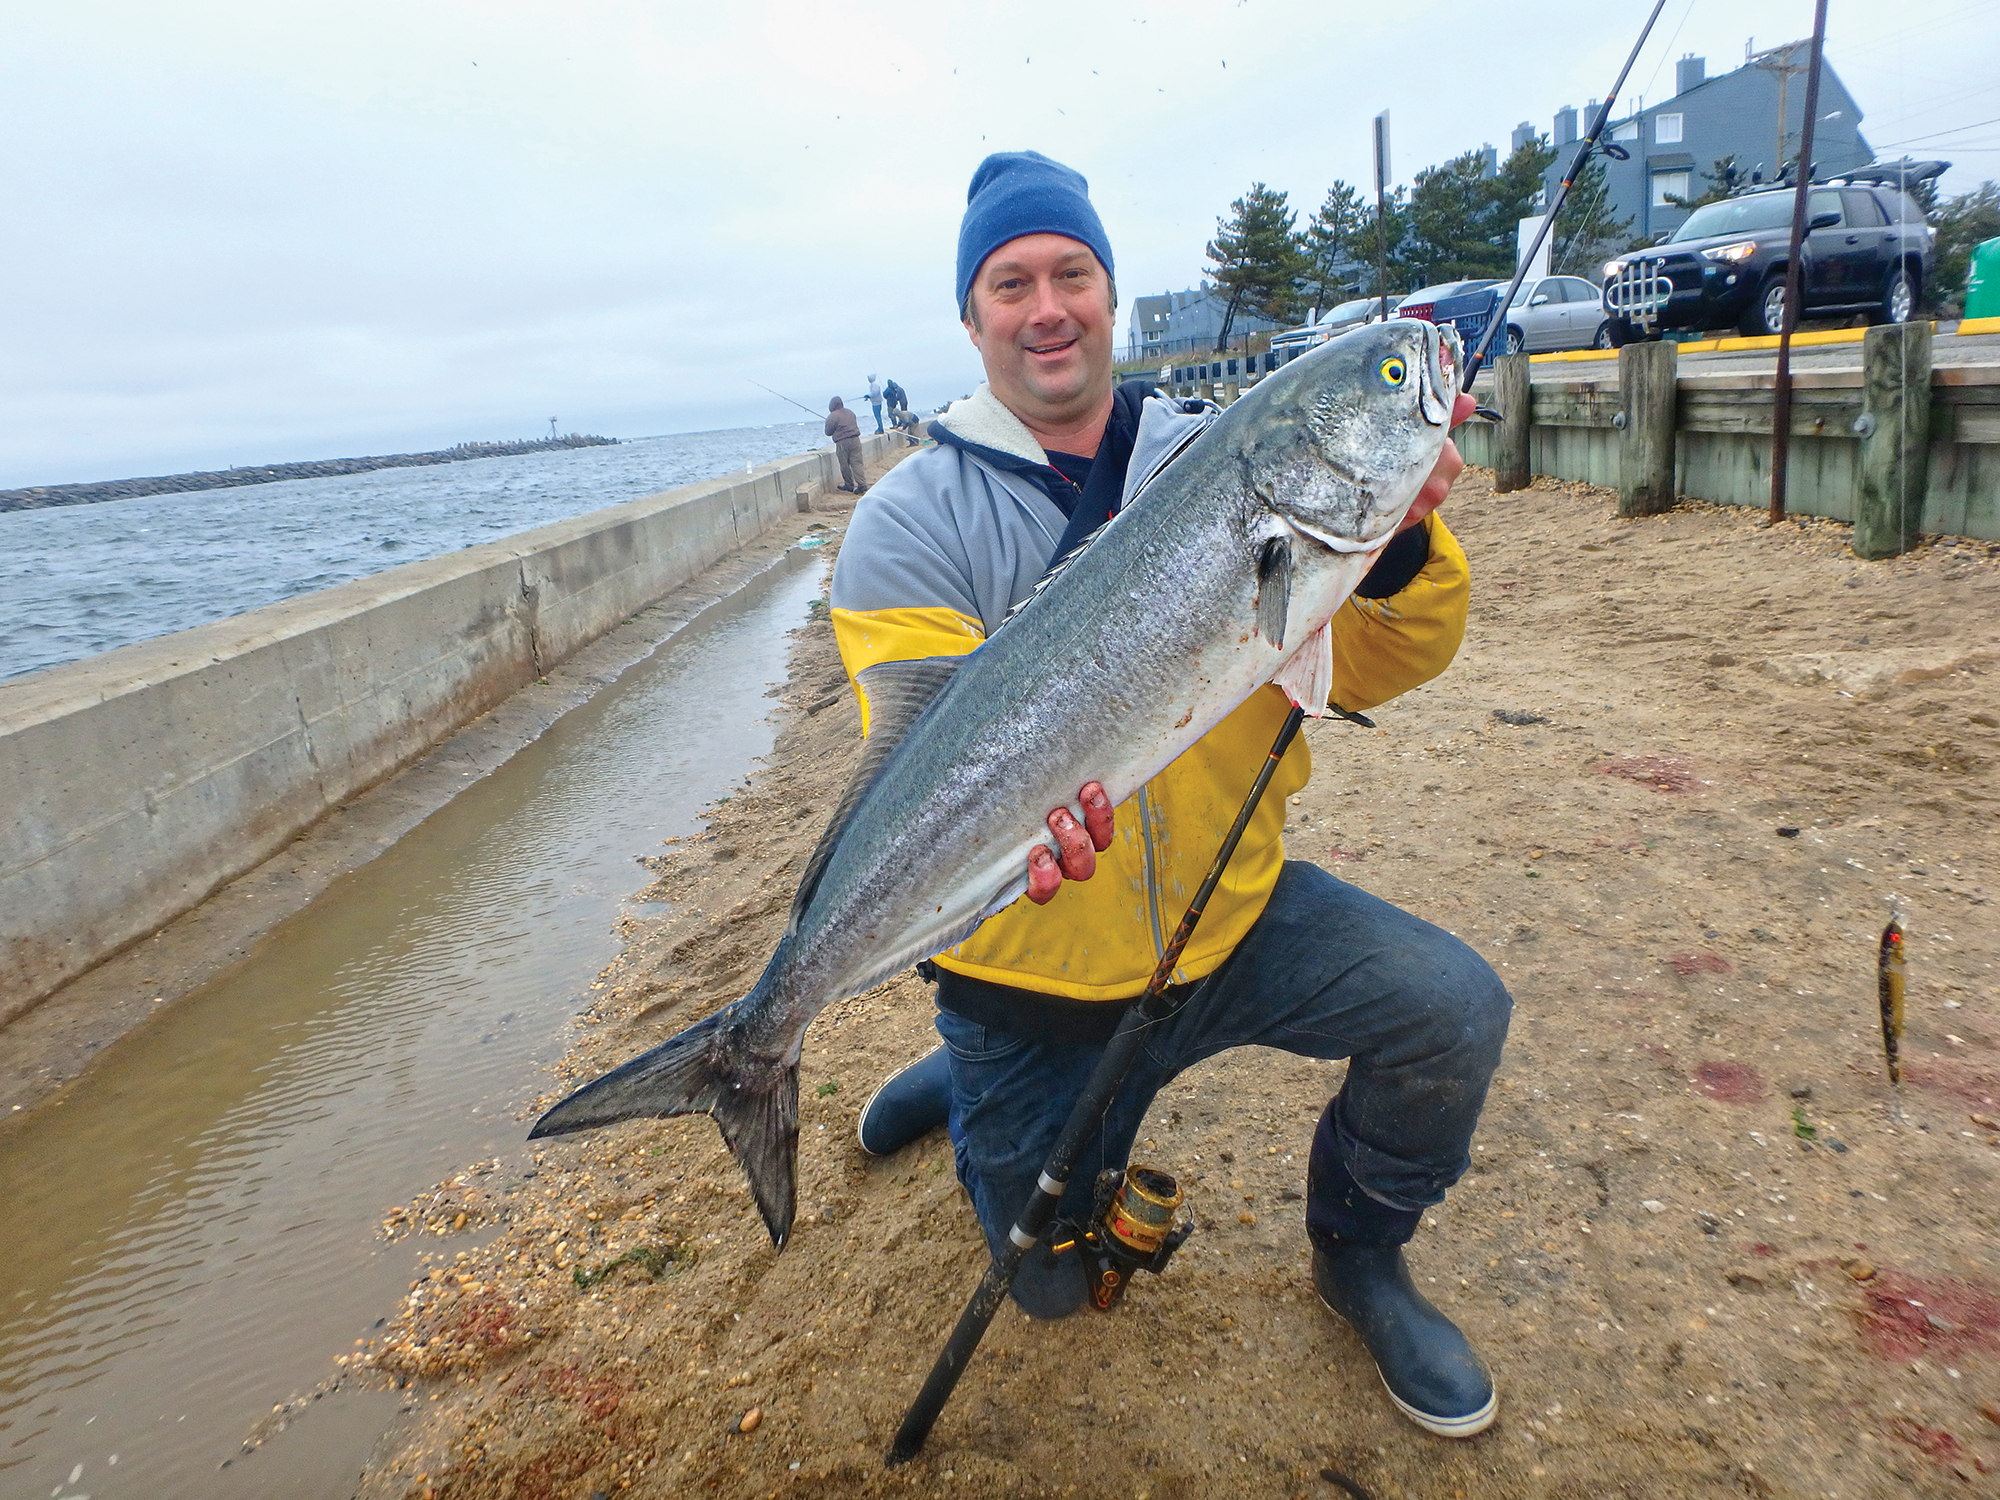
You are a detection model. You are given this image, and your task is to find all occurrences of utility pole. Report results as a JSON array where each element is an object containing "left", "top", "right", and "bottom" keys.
[
  {"left": 1769, "top": 0, "right": 1829, "bottom": 524},
  {"left": 1372, "top": 110, "right": 1392, "bottom": 321},
  {"left": 1755, "top": 41, "right": 1811, "bottom": 181}
]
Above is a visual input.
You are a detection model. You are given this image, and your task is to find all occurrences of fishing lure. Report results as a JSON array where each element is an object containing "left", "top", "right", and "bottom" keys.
[{"left": 1878, "top": 913, "right": 1905, "bottom": 1087}]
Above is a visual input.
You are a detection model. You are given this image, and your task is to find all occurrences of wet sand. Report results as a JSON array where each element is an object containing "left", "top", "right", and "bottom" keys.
[{"left": 355, "top": 467, "right": 2000, "bottom": 1499}]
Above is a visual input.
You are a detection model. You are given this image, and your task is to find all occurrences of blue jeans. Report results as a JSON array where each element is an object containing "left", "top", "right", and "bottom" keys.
[
  {"left": 934, "top": 860, "right": 1511, "bottom": 1315},
  {"left": 870, "top": 401, "right": 884, "bottom": 433}
]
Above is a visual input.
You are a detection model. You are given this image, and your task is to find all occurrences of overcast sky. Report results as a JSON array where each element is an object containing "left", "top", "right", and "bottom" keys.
[{"left": 5, "top": 0, "right": 1993, "bottom": 488}]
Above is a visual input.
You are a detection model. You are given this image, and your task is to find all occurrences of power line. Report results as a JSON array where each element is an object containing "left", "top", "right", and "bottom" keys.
[
  {"left": 1873, "top": 114, "right": 2000, "bottom": 149},
  {"left": 1857, "top": 76, "right": 1996, "bottom": 131},
  {"left": 1638, "top": 0, "right": 1699, "bottom": 101},
  {"left": 1832, "top": 0, "right": 1992, "bottom": 50}
]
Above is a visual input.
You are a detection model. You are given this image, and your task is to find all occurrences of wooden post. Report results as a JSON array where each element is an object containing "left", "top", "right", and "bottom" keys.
[
  {"left": 1223, "top": 381, "right": 1240, "bottom": 405},
  {"left": 1618, "top": 339, "right": 1677, "bottom": 517},
  {"left": 795, "top": 483, "right": 814, "bottom": 514},
  {"left": 1852, "top": 320, "right": 1932, "bottom": 560},
  {"left": 1493, "top": 353, "right": 1532, "bottom": 493}
]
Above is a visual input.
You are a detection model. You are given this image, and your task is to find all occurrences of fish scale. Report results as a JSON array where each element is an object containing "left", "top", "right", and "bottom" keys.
[{"left": 531, "top": 319, "right": 1461, "bottom": 1248}]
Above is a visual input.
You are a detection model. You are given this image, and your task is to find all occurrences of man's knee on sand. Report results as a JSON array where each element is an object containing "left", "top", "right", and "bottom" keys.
[
  {"left": 1342, "top": 913, "right": 1513, "bottom": 1080},
  {"left": 1404, "top": 936, "right": 1513, "bottom": 1074}
]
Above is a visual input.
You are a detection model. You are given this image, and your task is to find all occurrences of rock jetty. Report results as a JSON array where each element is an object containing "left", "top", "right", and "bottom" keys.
[{"left": 0, "top": 434, "right": 620, "bottom": 512}]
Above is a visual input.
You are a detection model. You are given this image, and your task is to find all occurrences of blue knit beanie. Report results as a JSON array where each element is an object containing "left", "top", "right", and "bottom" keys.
[{"left": 955, "top": 151, "right": 1115, "bottom": 316}]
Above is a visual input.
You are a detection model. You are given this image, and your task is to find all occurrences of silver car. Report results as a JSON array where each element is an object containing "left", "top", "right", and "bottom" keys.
[
  {"left": 1322, "top": 295, "right": 1399, "bottom": 334},
  {"left": 1501, "top": 276, "right": 1612, "bottom": 353},
  {"left": 1269, "top": 296, "right": 1398, "bottom": 359}
]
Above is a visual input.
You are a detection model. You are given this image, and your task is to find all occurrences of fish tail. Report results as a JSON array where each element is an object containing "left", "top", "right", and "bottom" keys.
[{"left": 528, "top": 1004, "right": 801, "bottom": 1248}]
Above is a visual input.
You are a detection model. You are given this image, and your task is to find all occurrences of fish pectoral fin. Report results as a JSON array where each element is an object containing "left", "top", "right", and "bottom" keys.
[
  {"left": 1271, "top": 620, "right": 1337, "bottom": 717},
  {"left": 789, "top": 656, "right": 963, "bottom": 937},
  {"left": 1255, "top": 534, "right": 1293, "bottom": 649}
]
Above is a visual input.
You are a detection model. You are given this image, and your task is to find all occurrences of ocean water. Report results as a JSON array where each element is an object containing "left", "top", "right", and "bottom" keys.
[{"left": 0, "top": 420, "right": 829, "bottom": 681}]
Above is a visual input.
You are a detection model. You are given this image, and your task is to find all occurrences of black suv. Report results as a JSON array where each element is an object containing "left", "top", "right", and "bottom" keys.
[{"left": 1601, "top": 176, "right": 1934, "bottom": 342}]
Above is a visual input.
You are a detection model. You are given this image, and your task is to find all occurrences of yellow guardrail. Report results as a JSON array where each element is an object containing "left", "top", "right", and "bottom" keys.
[{"left": 1524, "top": 318, "right": 1996, "bottom": 365}]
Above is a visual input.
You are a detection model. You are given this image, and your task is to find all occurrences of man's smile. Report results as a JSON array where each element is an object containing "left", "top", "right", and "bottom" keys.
[{"left": 1024, "top": 336, "right": 1078, "bottom": 356}]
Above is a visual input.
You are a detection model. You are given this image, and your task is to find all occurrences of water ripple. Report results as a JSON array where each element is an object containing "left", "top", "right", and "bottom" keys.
[{"left": 0, "top": 551, "right": 827, "bottom": 1496}]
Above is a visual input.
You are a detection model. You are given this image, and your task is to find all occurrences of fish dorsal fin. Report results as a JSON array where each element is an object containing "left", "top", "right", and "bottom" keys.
[
  {"left": 1271, "top": 620, "right": 1336, "bottom": 717},
  {"left": 1002, "top": 518, "right": 1111, "bottom": 626},
  {"left": 787, "top": 655, "right": 963, "bottom": 936}
]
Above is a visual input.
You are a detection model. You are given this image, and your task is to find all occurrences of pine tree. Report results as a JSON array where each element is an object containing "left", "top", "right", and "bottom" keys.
[
  {"left": 1299, "top": 180, "right": 1368, "bottom": 317},
  {"left": 1550, "top": 153, "right": 1636, "bottom": 277},
  {"left": 1482, "top": 135, "right": 1559, "bottom": 278},
  {"left": 1400, "top": 138, "right": 1556, "bottom": 286},
  {"left": 1403, "top": 150, "right": 1494, "bottom": 284},
  {"left": 1205, "top": 183, "right": 1304, "bottom": 349},
  {"left": 1667, "top": 156, "right": 1742, "bottom": 212}
]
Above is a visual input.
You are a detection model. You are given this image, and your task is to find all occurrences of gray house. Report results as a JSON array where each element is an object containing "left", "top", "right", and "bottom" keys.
[
  {"left": 1126, "top": 284, "right": 1284, "bottom": 359},
  {"left": 1536, "top": 45, "right": 1874, "bottom": 247}
]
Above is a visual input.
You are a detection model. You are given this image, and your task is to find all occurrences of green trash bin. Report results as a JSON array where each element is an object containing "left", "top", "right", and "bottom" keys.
[{"left": 1967, "top": 236, "right": 2000, "bottom": 320}]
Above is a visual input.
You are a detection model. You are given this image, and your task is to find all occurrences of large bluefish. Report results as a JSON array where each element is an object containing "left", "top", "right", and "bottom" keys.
[{"left": 530, "top": 319, "right": 1463, "bottom": 1246}]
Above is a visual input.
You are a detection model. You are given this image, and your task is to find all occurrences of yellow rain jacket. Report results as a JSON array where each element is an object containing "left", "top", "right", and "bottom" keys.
[{"left": 828, "top": 383, "right": 1468, "bottom": 1003}]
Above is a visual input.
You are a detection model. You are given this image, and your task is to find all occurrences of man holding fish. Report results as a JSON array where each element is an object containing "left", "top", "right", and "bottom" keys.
[
  {"left": 835, "top": 152, "right": 1508, "bottom": 1436},
  {"left": 534, "top": 150, "right": 1511, "bottom": 1440}
]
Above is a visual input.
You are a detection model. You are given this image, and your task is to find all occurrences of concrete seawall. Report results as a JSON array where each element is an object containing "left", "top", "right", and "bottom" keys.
[{"left": 0, "top": 434, "right": 892, "bottom": 1023}]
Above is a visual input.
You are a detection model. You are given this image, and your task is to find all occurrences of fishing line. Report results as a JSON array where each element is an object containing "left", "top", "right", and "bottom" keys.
[
  {"left": 1553, "top": 164, "right": 1616, "bottom": 276},
  {"left": 1461, "top": 0, "right": 1672, "bottom": 386},
  {"left": 1637, "top": 0, "right": 1698, "bottom": 103},
  {"left": 745, "top": 378, "right": 827, "bottom": 420}
]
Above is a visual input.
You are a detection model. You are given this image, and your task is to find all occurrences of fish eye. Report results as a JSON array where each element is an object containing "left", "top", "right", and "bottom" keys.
[{"left": 1379, "top": 356, "right": 1407, "bottom": 386}]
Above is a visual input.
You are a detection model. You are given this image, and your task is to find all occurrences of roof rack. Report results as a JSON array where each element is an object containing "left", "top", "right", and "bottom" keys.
[
  {"left": 1830, "top": 157, "right": 1950, "bottom": 188},
  {"left": 1721, "top": 156, "right": 1950, "bottom": 200}
]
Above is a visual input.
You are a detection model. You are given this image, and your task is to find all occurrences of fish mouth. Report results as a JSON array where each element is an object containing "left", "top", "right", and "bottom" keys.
[
  {"left": 1417, "top": 323, "right": 1458, "bottom": 427},
  {"left": 1285, "top": 516, "right": 1394, "bottom": 555}
]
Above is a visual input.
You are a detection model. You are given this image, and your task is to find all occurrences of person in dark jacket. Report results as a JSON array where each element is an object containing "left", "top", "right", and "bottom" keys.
[
  {"left": 824, "top": 396, "right": 865, "bottom": 493},
  {"left": 883, "top": 378, "right": 907, "bottom": 412}
]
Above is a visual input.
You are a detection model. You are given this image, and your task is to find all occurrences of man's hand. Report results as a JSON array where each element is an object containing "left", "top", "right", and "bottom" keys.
[
  {"left": 1019, "top": 395, "right": 1477, "bottom": 905},
  {"left": 1396, "top": 391, "right": 1478, "bottom": 534},
  {"left": 1027, "top": 782, "right": 1115, "bottom": 904}
]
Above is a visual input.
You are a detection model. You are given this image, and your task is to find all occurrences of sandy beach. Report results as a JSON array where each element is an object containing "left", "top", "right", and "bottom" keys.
[{"left": 352, "top": 462, "right": 2000, "bottom": 1499}]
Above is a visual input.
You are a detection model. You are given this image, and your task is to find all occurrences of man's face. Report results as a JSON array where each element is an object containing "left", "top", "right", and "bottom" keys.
[{"left": 963, "top": 234, "right": 1114, "bottom": 429}]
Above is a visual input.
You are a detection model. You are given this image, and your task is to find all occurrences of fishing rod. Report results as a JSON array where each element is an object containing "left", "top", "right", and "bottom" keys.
[
  {"left": 1461, "top": 0, "right": 1671, "bottom": 390},
  {"left": 887, "top": 700, "right": 1312, "bottom": 1467},
  {"left": 746, "top": 378, "right": 827, "bottom": 420}
]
